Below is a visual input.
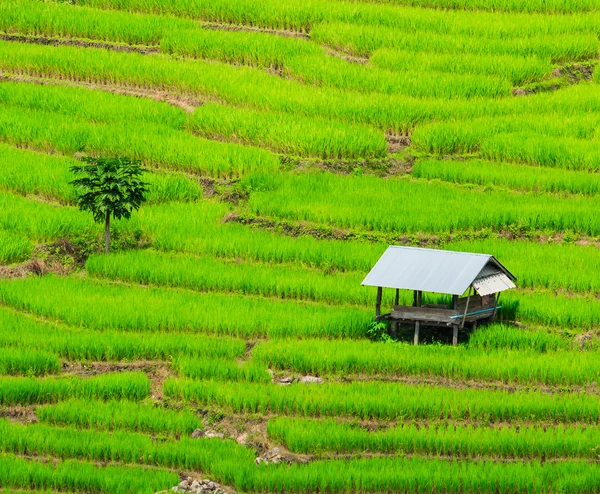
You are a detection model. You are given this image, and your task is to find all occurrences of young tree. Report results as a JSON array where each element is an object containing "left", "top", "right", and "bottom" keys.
[{"left": 70, "top": 157, "right": 148, "bottom": 253}]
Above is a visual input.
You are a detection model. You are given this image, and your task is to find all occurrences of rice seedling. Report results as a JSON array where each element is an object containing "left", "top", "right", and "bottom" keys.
[
  {"left": 0, "top": 142, "right": 203, "bottom": 204},
  {"left": 311, "top": 22, "right": 598, "bottom": 61},
  {"left": 0, "top": 104, "right": 278, "bottom": 177},
  {"left": 0, "top": 420, "right": 256, "bottom": 486},
  {"left": 38, "top": 399, "right": 200, "bottom": 435},
  {"left": 0, "top": 40, "right": 464, "bottom": 132},
  {"left": 0, "top": 348, "right": 60, "bottom": 377},
  {"left": 0, "top": 275, "right": 372, "bottom": 338},
  {"left": 165, "top": 378, "right": 600, "bottom": 422},
  {"left": 0, "top": 305, "right": 247, "bottom": 361},
  {"left": 0, "top": 372, "right": 150, "bottom": 405},
  {"left": 188, "top": 103, "right": 387, "bottom": 159},
  {"left": 370, "top": 49, "right": 552, "bottom": 85},
  {"left": 268, "top": 417, "right": 600, "bottom": 458},
  {"left": 413, "top": 158, "right": 600, "bottom": 195},
  {"left": 0, "top": 227, "right": 33, "bottom": 264},
  {"left": 0, "top": 453, "right": 178, "bottom": 494},
  {"left": 137, "top": 201, "right": 387, "bottom": 272},
  {"left": 244, "top": 171, "right": 600, "bottom": 236},
  {"left": 253, "top": 338, "right": 600, "bottom": 385},
  {"left": 174, "top": 357, "right": 271, "bottom": 383},
  {"left": 0, "top": 79, "right": 186, "bottom": 129},
  {"left": 245, "top": 456, "right": 600, "bottom": 493},
  {"left": 86, "top": 249, "right": 372, "bottom": 305},
  {"left": 286, "top": 54, "right": 512, "bottom": 99},
  {"left": 467, "top": 324, "right": 572, "bottom": 352},
  {"left": 74, "top": 0, "right": 600, "bottom": 34}
]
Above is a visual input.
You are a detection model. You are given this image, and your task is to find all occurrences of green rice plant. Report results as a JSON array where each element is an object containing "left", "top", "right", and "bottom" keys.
[
  {"left": 0, "top": 348, "right": 60, "bottom": 377},
  {"left": 0, "top": 453, "right": 178, "bottom": 494},
  {"left": 370, "top": 49, "right": 552, "bottom": 85},
  {"left": 0, "top": 227, "right": 33, "bottom": 264},
  {"left": 86, "top": 249, "right": 373, "bottom": 305},
  {"left": 479, "top": 133, "right": 600, "bottom": 171},
  {"left": 137, "top": 201, "right": 387, "bottom": 273},
  {"left": 0, "top": 79, "right": 186, "bottom": 129},
  {"left": 445, "top": 238, "right": 600, "bottom": 295},
  {"left": 413, "top": 158, "right": 600, "bottom": 195},
  {"left": 245, "top": 456, "right": 600, "bottom": 493},
  {"left": 164, "top": 378, "right": 600, "bottom": 422},
  {"left": 244, "top": 171, "right": 600, "bottom": 236},
  {"left": 174, "top": 357, "right": 271, "bottom": 382},
  {"left": 0, "top": 275, "right": 372, "bottom": 338},
  {"left": 286, "top": 54, "right": 512, "bottom": 99},
  {"left": 0, "top": 0, "right": 321, "bottom": 68},
  {"left": 357, "top": 0, "right": 600, "bottom": 15},
  {"left": 467, "top": 324, "right": 571, "bottom": 352},
  {"left": 268, "top": 417, "right": 600, "bottom": 458},
  {"left": 161, "top": 27, "right": 321, "bottom": 68},
  {"left": 37, "top": 399, "right": 200, "bottom": 435},
  {"left": 0, "top": 142, "right": 202, "bottom": 203},
  {"left": 0, "top": 40, "right": 462, "bottom": 132},
  {"left": 0, "top": 191, "right": 98, "bottom": 242},
  {"left": 411, "top": 113, "right": 600, "bottom": 155},
  {"left": 75, "top": 0, "right": 600, "bottom": 35},
  {"left": 253, "top": 338, "right": 600, "bottom": 385},
  {"left": 311, "top": 22, "right": 599, "bottom": 61},
  {"left": 0, "top": 305, "right": 247, "bottom": 361},
  {"left": 0, "top": 372, "right": 149, "bottom": 405},
  {"left": 504, "top": 289, "right": 600, "bottom": 329},
  {"left": 0, "top": 104, "right": 278, "bottom": 177},
  {"left": 0, "top": 420, "right": 256, "bottom": 487},
  {"left": 188, "top": 103, "right": 387, "bottom": 159}
]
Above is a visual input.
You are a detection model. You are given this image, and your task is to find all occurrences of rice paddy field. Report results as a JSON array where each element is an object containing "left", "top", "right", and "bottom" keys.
[{"left": 1, "top": 0, "right": 600, "bottom": 492}]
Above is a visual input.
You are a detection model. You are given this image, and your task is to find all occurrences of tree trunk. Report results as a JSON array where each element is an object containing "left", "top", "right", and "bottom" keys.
[{"left": 104, "top": 211, "right": 110, "bottom": 254}]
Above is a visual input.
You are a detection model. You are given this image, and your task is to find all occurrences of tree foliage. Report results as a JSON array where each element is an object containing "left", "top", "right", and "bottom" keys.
[{"left": 70, "top": 157, "right": 148, "bottom": 252}]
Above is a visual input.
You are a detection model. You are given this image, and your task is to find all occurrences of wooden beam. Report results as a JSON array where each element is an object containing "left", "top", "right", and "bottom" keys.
[
  {"left": 414, "top": 290, "right": 422, "bottom": 345},
  {"left": 452, "top": 294, "right": 458, "bottom": 310},
  {"left": 413, "top": 290, "right": 418, "bottom": 307},
  {"left": 395, "top": 289, "right": 400, "bottom": 306},
  {"left": 452, "top": 324, "right": 458, "bottom": 346},
  {"left": 460, "top": 286, "right": 472, "bottom": 330},
  {"left": 375, "top": 286, "right": 383, "bottom": 317}
]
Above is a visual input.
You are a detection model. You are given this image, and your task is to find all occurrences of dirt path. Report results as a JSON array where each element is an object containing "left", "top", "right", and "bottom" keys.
[{"left": 0, "top": 72, "right": 201, "bottom": 113}]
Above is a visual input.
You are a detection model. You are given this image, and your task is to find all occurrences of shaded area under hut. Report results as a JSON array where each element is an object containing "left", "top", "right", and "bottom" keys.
[{"left": 362, "top": 246, "right": 516, "bottom": 345}]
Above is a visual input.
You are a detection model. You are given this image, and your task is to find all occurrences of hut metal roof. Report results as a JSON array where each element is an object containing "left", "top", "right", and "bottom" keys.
[{"left": 362, "top": 246, "right": 516, "bottom": 296}]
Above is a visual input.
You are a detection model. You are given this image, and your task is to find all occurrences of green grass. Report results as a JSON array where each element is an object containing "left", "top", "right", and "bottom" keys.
[
  {"left": 0, "top": 454, "right": 177, "bottom": 494},
  {"left": 268, "top": 417, "right": 600, "bottom": 458},
  {"left": 0, "top": 275, "right": 371, "bottom": 338},
  {"left": 254, "top": 338, "right": 600, "bottom": 385},
  {"left": 165, "top": 378, "right": 600, "bottom": 422},
  {"left": 0, "top": 372, "right": 149, "bottom": 405},
  {"left": 38, "top": 399, "right": 201, "bottom": 435}
]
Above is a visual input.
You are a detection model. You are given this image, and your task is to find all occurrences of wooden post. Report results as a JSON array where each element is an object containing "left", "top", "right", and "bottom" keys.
[
  {"left": 413, "top": 290, "right": 418, "bottom": 307},
  {"left": 413, "top": 290, "right": 422, "bottom": 345},
  {"left": 375, "top": 286, "right": 382, "bottom": 317},
  {"left": 452, "top": 324, "right": 459, "bottom": 346},
  {"left": 391, "top": 289, "right": 399, "bottom": 339},
  {"left": 491, "top": 292, "right": 501, "bottom": 320},
  {"left": 460, "top": 286, "right": 473, "bottom": 330},
  {"left": 452, "top": 294, "right": 458, "bottom": 310}
]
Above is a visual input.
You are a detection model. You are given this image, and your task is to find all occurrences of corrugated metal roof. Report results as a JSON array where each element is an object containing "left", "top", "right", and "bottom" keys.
[
  {"left": 473, "top": 273, "right": 516, "bottom": 296},
  {"left": 362, "top": 246, "right": 516, "bottom": 296}
]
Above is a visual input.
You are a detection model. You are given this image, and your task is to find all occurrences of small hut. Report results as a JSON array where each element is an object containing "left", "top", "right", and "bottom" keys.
[{"left": 362, "top": 246, "right": 516, "bottom": 345}]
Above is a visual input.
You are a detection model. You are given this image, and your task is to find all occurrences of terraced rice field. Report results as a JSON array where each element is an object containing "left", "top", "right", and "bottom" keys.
[{"left": 1, "top": 0, "right": 600, "bottom": 492}]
